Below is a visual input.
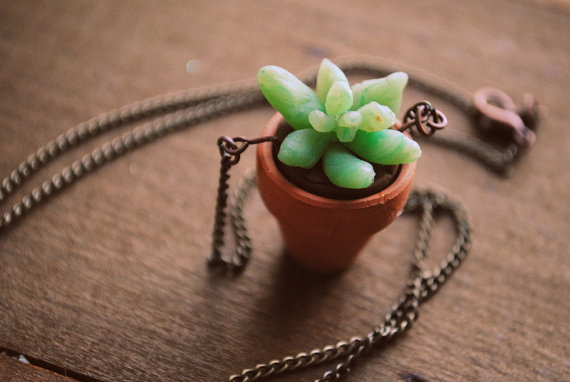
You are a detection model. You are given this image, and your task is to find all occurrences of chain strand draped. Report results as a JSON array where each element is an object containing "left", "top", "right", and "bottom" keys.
[{"left": 225, "top": 187, "right": 470, "bottom": 382}]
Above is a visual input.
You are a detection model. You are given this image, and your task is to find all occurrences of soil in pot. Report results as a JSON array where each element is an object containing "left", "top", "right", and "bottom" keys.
[{"left": 273, "top": 122, "right": 400, "bottom": 200}]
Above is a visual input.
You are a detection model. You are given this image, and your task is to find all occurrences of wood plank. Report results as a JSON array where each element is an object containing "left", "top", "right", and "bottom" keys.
[
  {"left": 0, "top": 353, "right": 75, "bottom": 382},
  {"left": 0, "top": 1, "right": 568, "bottom": 381}
]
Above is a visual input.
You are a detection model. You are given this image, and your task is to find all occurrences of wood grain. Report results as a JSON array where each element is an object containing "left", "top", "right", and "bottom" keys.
[
  {"left": 0, "top": 354, "right": 73, "bottom": 382},
  {"left": 0, "top": 1, "right": 568, "bottom": 381}
]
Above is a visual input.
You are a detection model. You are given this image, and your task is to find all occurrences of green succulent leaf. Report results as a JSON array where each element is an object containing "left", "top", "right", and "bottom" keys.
[
  {"left": 358, "top": 102, "right": 396, "bottom": 132},
  {"left": 323, "top": 143, "right": 375, "bottom": 189},
  {"left": 346, "top": 129, "right": 421, "bottom": 165},
  {"left": 257, "top": 65, "right": 324, "bottom": 130},
  {"left": 351, "top": 72, "right": 408, "bottom": 115},
  {"left": 336, "top": 111, "right": 362, "bottom": 142},
  {"left": 325, "top": 81, "right": 353, "bottom": 116},
  {"left": 316, "top": 58, "right": 349, "bottom": 104},
  {"left": 260, "top": 61, "right": 419, "bottom": 190},
  {"left": 277, "top": 128, "right": 334, "bottom": 168},
  {"left": 309, "top": 110, "right": 336, "bottom": 133}
]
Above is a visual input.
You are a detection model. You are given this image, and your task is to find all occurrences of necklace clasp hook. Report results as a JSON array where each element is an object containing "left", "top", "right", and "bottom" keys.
[{"left": 473, "top": 87, "right": 540, "bottom": 147}]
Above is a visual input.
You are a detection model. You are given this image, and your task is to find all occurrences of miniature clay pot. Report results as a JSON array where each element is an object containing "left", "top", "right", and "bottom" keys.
[{"left": 256, "top": 113, "right": 417, "bottom": 273}]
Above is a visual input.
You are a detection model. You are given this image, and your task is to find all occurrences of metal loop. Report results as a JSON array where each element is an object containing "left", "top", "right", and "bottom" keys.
[
  {"left": 400, "top": 101, "right": 448, "bottom": 137},
  {"left": 473, "top": 87, "right": 538, "bottom": 147},
  {"left": 210, "top": 136, "right": 277, "bottom": 272},
  {"left": 217, "top": 135, "right": 278, "bottom": 165}
]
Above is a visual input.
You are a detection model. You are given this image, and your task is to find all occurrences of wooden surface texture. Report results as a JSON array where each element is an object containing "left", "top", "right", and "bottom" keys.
[{"left": 0, "top": 1, "right": 569, "bottom": 381}]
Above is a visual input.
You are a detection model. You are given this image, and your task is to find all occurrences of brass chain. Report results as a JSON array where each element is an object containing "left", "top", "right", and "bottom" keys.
[
  {"left": 0, "top": 61, "right": 536, "bottom": 381},
  {"left": 209, "top": 136, "right": 277, "bottom": 271},
  {"left": 221, "top": 187, "right": 470, "bottom": 382},
  {"left": 0, "top": 90, "right": 266, "bottom": 230}
]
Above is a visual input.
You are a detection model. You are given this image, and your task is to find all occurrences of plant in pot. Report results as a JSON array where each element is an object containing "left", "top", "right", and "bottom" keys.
[{"left": 255, "top": 59, "right": 431, "bottom": 273}]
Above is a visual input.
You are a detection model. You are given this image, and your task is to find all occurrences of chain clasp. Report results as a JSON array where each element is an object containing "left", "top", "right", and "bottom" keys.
[{"left": 473, "top": 87, "right": 540, "bottom": 148}]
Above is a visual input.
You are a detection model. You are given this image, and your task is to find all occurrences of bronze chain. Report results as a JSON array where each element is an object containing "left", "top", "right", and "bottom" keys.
[
  {"left": 0, "top": 60, "right": 538, "bottom": 381},
  {"left": 219, "top": 187, "right": 470, "bottom": 382},
  {"left": 209, "top": 136, "right": 277, "bottom": 271}
]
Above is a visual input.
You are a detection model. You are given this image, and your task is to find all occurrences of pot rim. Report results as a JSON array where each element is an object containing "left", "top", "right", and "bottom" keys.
[{"left": 257, "top": 113, "right": 417, "bottom": 211}]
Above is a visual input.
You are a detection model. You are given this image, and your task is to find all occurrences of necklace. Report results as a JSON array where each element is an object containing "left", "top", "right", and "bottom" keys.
[{"left": 0, "top": 60, "right": 539, "bottom": 382}]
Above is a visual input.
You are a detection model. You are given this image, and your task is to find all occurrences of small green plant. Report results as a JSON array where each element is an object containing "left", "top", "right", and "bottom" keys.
[{"left": 257, "top": 59, "right": 420, "bottom": 189}]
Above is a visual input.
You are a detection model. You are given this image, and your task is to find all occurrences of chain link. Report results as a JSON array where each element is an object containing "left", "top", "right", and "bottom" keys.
[
  {"left": 225, "top": 189, "right": 470, "bottom": 382},
  {"left": 209, "top": 137, "right": 275, "bottom": 271},
  {"left": 0, "top": 82, "right": 262, "bottom": 202},
  {"left": 0, "top": 91, "right": 266, "bottom": 232},
  {"left": 418, "top": 132, "right": 519, "bottom": 177},
  {"left": 0, "top": 60, "right": 533, "bottom": 381}
]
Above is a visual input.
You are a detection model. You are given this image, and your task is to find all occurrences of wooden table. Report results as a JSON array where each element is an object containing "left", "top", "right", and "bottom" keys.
[{"left": 1, "top": 1, "right": 568, "bottom": 381}]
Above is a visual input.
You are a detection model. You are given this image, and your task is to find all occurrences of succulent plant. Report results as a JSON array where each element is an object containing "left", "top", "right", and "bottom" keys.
[{"left": 257, "top": 59, "right": 420, "bottom": 189}]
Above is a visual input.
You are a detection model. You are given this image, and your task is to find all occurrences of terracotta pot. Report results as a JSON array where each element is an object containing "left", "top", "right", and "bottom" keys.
[{"left": 256, "top": 113, "right": 417, "bottom": 273}]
